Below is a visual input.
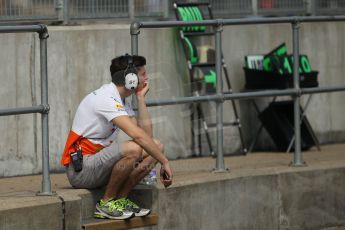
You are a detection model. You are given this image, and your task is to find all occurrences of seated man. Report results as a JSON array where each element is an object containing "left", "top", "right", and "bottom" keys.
[{"left": 61, "top": 54, "right": 173, "bottom": 220}]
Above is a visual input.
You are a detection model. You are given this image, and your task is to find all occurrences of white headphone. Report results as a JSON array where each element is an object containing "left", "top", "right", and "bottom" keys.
[{"left": 124, "top": 55, "right": 139, "bottom": 90}]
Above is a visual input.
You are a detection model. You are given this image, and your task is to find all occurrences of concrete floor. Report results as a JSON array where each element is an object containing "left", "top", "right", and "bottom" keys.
[
  {"left": 1, "top": 143, "right": 345, "bottom": 230},
  {"left": 0, "top": 143, "right": 345, "bottom": 196}
]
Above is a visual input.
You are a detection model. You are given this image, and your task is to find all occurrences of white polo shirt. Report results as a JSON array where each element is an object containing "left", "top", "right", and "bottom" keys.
[{"left": 61, "top": 82, "right": 135, "bottom": 165}]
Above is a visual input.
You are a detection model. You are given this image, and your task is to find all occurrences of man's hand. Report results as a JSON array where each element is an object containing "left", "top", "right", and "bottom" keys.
[
  {"left": 136, "top": 81, "right": 150, "bottom": 98},
  {"left": 160, "top": 162, "right": 173, "bottom": 188}
]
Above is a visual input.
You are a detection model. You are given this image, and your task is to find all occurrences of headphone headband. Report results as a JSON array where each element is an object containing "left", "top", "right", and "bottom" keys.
[{"left": 126, "top": 53, "right": 133, "bottom": 66}]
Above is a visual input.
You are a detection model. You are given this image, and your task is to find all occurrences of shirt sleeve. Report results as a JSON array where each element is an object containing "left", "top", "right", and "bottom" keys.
[{"left": 95, "top": 96, "right": 129, "bottom": 122}]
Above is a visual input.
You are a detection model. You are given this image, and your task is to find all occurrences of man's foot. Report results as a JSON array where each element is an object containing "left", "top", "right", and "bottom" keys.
[
  {"left": 118, "top": 197, "right": 151, "bottom": 217},
  {"left": 94, "top": 199, "right": 134, "bottom": 220}
]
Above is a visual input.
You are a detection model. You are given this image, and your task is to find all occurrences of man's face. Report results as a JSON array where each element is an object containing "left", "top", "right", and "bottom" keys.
[{"left": 136, "top": 66, "right": 148, "bottom": 89}]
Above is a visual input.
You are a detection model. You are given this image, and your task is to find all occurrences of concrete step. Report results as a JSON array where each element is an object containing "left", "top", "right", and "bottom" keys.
[
  {"left": 75, "top": 184, "right": 157, "bottom": 230},
  {"left": 0, "top": 182, "right": 156, "bottom": 230},
  {"left": 82, "top": 214, "right": 158, "bottom": 230},
  {"left": 78, "top": 185, "right": 156, "bottom": 221}
]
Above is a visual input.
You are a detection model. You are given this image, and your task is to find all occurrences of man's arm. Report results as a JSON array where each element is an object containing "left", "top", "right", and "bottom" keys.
[
  {"left": 113, "top": 115, "right": 173, "bottom": 186},
  {"left": 134, "top": 81, "right": 153, "bottom": 137},
  {"left": 136, "top": 95, "right": 153, "bottom": 137}
]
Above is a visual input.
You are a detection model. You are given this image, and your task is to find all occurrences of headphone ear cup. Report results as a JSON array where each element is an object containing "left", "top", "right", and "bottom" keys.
[{"left": 125, "top": 72, "right": 139, "bottom": 90}]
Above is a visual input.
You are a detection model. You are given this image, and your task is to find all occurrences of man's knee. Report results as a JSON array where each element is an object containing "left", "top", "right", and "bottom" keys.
[{"left": 122, "top": 141, "right": 142, "bottom": 160}]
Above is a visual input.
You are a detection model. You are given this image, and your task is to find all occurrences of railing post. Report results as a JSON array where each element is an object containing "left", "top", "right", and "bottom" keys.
[
  {"left": 252, "top": 0, "right": 258, "bottom": 16},
  {"left": 214, "top": 21, "right": 227, "bottom": 172},
  {"left": 63, "top": 0, "right": 70, "bottom": 24},
  {"left": 130, "top": 22, "right": 140, "bottom": 110},
  {"left": 55, "top": 0, "right": 69, "bottom": 24},
  {"left": 131, "top": 22, "right": 140, "bottom": 55},
  {"left": 291, "top": 21, "right": 305, "bottom": 167},
  {"left": 55, "top": 0, "right": 64, "bottom": 21},
  {"left": 37, "top": 26, "right": 53, "bottom": 195},
  {"left": 306, "top": 0, "right": 315, "bottom": 16},
  {"left": 163, "top": 0, "right": 170, "bottom": 19},
  {"left": 129, "top": 0, "right": 135, "bottom": 20}
]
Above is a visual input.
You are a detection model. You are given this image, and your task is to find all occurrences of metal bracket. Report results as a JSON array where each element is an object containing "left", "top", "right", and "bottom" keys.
[
  {"left": 38, "top": 24, "right": 49, "bottom": 39},
  {"left": 296, "top": 88, "right": 302, "bottom": 97},
  {"left": 292, "top": 19, "right": 301, "bottom": 29},
  {"left": 41, "top": 104, "right": 50, "bottom": 114},
  {"left": 216, "top": 19, "right": 224, "bottom": 32},
  {"left": 130, "top": 22, "right": 141, "bottom": 35},
  {"left": 215, "top": 94, "right": 225, "bottom": 103}
]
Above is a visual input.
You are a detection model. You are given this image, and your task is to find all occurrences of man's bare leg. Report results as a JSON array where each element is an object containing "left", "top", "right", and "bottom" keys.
[
  {"left": 116, "top": 140, "right": 163, "bottom": 198},
  {"left": 116, "top": 155, "right": 157, "bottom": 198},
  {"left": 102, "top": 141, "right": 143, "bottom": 201}
]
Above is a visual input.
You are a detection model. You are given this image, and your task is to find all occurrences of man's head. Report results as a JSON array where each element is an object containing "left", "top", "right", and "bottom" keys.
[{"left": 110, "top": 54, "right": 146, "bottom": 90}]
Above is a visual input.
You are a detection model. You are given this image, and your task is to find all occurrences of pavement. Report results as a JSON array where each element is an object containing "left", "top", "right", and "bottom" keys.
[
  {"left": 1, "top": 143, "right": 345, "bottom": 196},
  {"left": 0, "top": 144, "right": 345, "bottom": 194},
  {"left": 1, "top": 143, "right": 345, "bottom": 230}
]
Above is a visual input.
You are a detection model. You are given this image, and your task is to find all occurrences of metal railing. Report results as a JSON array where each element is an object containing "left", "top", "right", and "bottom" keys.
[
  {"left": 0, "top": 0, "right": 57, "bottom": 21},
  {"left": 0, "top": 24, "right": 52, "bottom": 195},
  {"left": 130, "top": 16, "right": 345, "bottom": 171},
  {"left": 2, "top": 0, "right": 345, "bottom": 23},
  {"left": 314, "top": 0, "right": 345, "bottom": 16},
  {"left": 67, "top": 0, "right": 129, "bottom": 20},
  {"left": 258, "top": 0, "right": 307, "bottom": 16}
]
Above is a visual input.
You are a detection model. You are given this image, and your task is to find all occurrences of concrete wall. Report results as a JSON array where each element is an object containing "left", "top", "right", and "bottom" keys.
[
  {"left": 221, "top": 22, "right": 345, "bottom": 150},
  {"left": 154, "top": 167, "right": 345, "bottom": 230},
  {"left": 0, "top": 22, "right": 344, "bottom": 177},
  {"left": 0, "top": 24, "right": 191, "bottom": 177},
  {"left": 0, "top": 196, "right": 63, "bottom": 230}
]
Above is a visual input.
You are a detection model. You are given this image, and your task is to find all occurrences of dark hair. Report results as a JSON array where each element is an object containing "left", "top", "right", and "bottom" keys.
[{"left": 110, "top": 54, "right": 146, "bottom": 85}]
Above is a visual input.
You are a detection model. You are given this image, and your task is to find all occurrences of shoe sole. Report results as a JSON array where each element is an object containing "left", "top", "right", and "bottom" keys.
[
  {"left": 94, "top": 212, "right": 107, "bottom": 219},
  {"left": 95, "top": 208, "right": 134, "bottom": 220},
  {"left": 95, "top": 211, "right": 150, "bottom": 219},
  {"left": 134, "top": 209, "right": 151, "bottom": 217}
]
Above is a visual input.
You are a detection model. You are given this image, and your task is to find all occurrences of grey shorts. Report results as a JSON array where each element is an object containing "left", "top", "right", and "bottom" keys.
[{"left": 66, "top": 140, "right": 122, "bottom": 189}]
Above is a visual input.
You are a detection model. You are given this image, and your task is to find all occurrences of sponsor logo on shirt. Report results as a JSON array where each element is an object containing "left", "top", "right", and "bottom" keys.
[
  {"left": 110, "top": 96, "right": 126, "bottom": 111},
  {"left": 115, "top": 103, "right": 124, "bottom": 108}
]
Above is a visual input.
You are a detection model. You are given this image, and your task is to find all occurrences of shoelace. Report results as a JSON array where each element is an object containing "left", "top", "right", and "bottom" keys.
[
  {"left": 117, "top": 198, "right": 139, "bottom": 209},
  {"left": 124, "top": 198, "right": 139, "bottom": 208},
  {"left": 101, "top": 199, "right": 125, "bottom": 212}
]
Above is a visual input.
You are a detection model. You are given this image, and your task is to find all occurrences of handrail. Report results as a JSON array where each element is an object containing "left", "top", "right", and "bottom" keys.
[
  {"left": 0, "top": 105, "right": 49, "bottom": 116},
  {"left": 0, "top": 24, "right": 52, "bottom": 195},
  {"left": 132, "top": 16, "right": 345, "bottom": 29},
  {"left": 145, "top": 86, "right": 345, "bottom": 107},
  {"left": 0, "top": 24, "right": 48, "bottom": 34},
  {"left": 130, "top": 16, "right": 345, "bottom": 171}
]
